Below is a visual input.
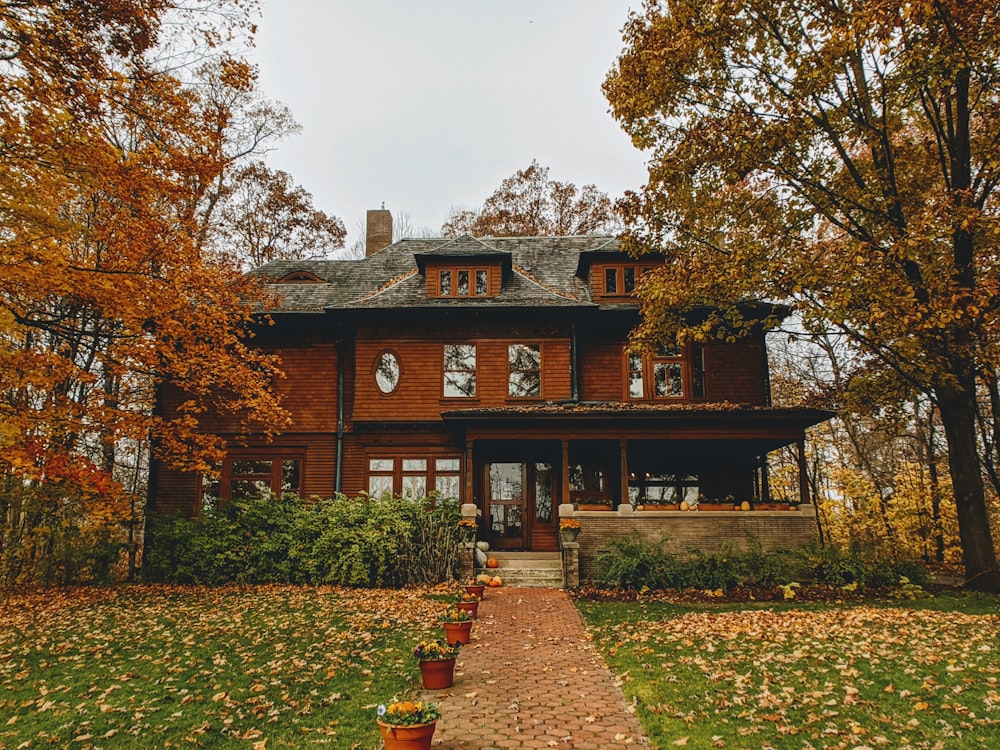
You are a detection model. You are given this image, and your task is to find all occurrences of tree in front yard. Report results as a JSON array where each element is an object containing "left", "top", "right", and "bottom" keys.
[{"left": 605, "top": 0, "right": 1000, "bottom": 590}]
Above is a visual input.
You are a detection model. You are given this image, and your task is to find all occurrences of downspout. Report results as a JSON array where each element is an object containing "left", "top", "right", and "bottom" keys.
[
  {"left": 570, "top": 323, "right": 579, "bottom": 402},
  {"left": 335, "top": 337, "right": 344, "bottom": 495}
]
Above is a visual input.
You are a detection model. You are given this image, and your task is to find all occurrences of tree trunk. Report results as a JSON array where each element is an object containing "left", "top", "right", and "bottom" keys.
[{"left": 936, "top": 380, "right": 1000, "bottom": 591}]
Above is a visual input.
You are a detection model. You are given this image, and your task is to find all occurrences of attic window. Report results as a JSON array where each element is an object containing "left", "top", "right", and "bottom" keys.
[
  {"left": 276, "top": 271, "right": 324, "bottom": 283},
  {"left": 435, "top": 268, "right": 491, "bottom": 298},
  {"left": 597, "top": 264, "right": 654, "bottom": 298}
]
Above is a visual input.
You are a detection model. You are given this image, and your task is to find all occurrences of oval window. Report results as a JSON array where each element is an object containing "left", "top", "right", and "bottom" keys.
[{"left": 375, "top": 351, "right": 400, "bottom": 394}]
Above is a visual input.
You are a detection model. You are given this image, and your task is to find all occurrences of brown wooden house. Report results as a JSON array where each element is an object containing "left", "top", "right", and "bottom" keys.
[{"left": 150, "top": 210, "right": 831, "bottom": 555}]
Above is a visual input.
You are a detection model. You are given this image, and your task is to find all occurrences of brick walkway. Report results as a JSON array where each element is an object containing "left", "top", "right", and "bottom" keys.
[{"left": 422, "top": 587, "right": 649, "bottom": 749}]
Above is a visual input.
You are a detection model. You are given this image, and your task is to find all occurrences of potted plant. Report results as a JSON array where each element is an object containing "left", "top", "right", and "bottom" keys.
[
  {"left": 377, "top": 700, "right": 441, "bottom": 750},
  {"left": 440, "top": 606, "right": 473, "bottom": 644},
  {"left": 559, "top": 517, "right": 581, "bottom": 543},
  {"left": 464, "top": 576, "right": 486, "bottom": 599},
  {"left": 413, "top": 639, "right": 460, "bottom": 690},
  {"left": 455, "top": 591, "right": 480, "bottom": 619},
  {"left": 457, "top": 517, "right": 477, "bottom": 543}
]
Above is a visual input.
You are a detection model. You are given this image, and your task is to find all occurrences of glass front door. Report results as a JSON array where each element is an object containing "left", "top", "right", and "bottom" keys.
[{"left": 488, "top": 462, "right": 525, "bottom": 550}]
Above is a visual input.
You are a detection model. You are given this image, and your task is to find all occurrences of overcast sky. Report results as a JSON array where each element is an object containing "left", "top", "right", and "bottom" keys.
[{"left": 250, "top": 0, "right": 648, "bottom": 249}]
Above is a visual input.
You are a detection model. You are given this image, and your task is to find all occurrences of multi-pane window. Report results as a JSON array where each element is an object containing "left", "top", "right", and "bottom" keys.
[
  {"left": 436, "top": 268, "right": 490, "bottom": 298},
  {"left": 444, "top": 344, "right": 477, "bottom": 397},
  {"left": 201, "top": 455, "right": 302, "bottom": 509},
  {"left": 367, "top": 456, "right": 461, "bottom": 500},
  {"left": 434, "top": 458, "right": 462, "bottom": 499},
  {"left": 508, "top": 344, "right": 541, "bottom": 397},
  {"left": 401, "top": 459, "right": 427, "bottom": 499},
  {"left": 600, "top": 265, "right": 653, "bottom": 297},
  {"left": 627, "top": 345, "right": 703, "bottom": 400}
]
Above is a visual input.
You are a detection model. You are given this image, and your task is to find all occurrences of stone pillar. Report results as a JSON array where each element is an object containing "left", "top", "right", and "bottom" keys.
[
  {"left": 562, "top": 543, "right": 580, "bottom": 588},
  {"left": 459, "top": 503, "right": 479, "bottom": 580},
  {"left": 458, "top": 543, "right": 476, "bottom": 582},
  {"left": 557, "top": 503, "right": 579, "bottom": 588}
]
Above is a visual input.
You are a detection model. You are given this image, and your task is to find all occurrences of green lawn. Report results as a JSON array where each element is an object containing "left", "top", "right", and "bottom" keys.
[
  {"left": 3, "top": 585, "right": 998, "bottom": 750},
  {"left": 576, "top": 593, "right": 1000, "bottom": 749},
  {"left": 0, "top": 585, "right": 447, "bottom": 749}
]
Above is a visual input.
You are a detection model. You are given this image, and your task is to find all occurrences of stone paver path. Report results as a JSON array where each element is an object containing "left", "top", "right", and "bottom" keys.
[{"left": 422, "top": 587, "right": 649, "bottom": 749}]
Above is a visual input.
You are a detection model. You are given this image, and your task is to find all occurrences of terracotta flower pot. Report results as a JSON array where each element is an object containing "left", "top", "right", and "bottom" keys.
[
  {"left": 456, "top": 599, "right": 479, "bottom": 619},
  {"left": 418, "top": 657, "right": 456, "bottom": 689},
  {"left": 464, "top": 584, "right": 486, "bottom": 599},
  {"left": 377, "top": 719, "right": 437, "bottom": 750},
  {"left": 442, "top": 619, "right": 472, "bottom": 644}
]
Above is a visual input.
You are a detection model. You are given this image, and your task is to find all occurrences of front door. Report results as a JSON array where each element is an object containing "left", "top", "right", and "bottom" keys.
[
  {"left": 486, "top": 461, "right": 557, "bottom": 551},
  {"left": 487, "top": 462, "right": 525, "bottom": 549}
]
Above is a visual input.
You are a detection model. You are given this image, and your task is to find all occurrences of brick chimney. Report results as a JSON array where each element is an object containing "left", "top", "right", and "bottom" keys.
[{"left": 365, "top": 207, "right": 393, "bottom": 256}]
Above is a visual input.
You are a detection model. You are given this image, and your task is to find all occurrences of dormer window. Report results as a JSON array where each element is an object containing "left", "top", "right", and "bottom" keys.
[
  {"left": 437, "top": 268, "right": 490, "bottom": 297},
  {"left": 595, "top": 264, "right": 655, "bottom": 299},
  {"left": 276, "top": 271, "right": 324, "bottom": 284}
]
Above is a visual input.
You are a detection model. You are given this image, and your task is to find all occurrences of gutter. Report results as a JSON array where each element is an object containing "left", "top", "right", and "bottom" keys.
[{"left": 336, "top": 337, "right": 344, "bottom": 495}]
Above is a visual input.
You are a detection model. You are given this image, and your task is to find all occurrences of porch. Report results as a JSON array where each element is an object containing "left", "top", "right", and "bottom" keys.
[
  {"left": 444, "top": 403, "right": 832, "bottom": 554},
  {"left": 459, "top": 502, "right": 821, "bottom": 587}
]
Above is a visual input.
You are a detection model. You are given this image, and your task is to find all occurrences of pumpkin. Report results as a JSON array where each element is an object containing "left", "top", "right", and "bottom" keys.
[
  {"left": 489, "top": 576, "right": 503, "bottom": 587},
  {"left": 740, "top": 500, "right": 751, "bottom": 511},
  {"left": 486, "top": 557, "right": 499, "bottom": 569},
  {"left": 679, "top": 501, "right": 690, "bottom": 511}
]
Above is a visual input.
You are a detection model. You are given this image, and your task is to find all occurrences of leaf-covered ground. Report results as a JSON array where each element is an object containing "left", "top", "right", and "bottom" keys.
[
  {"left": 0, "top": 584, "right": 450, "bottom": 749},
  {"left": 579, "top": 598, "right": 1000, "bottom": 749}
]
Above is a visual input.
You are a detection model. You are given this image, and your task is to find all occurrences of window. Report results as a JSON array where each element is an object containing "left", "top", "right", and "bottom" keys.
[
  {"left": 435, "top": 267, "right": 491, "bottom": 298},
  {"left": 569, "top": 463, "right": 612, "bottom": 507},
  {"left": 628, "top": 473, "right": 700, "bottom": 506},
  {"left": 201, "top": 454, "right": 302, "bottom": 509},
  {"left": 435, "top": 458, "right": 462, "bottom": 499},
  {"left": 374, "top": 350, "right": 400, "bottom": 394},
  {"left": 599, "top": 264, "right": 654, "bottom": 297},
  {"left": 508, "top": 343, "right": 541, "bottom": 397},
  {"left": 367, "top": 456, "right": 462, "bottom": 500},
  {"left": 627, "top": 344, "right": 703, "bottom": 400},
  {"left": 444, "top": 344, "right": 476, "bottom": 397}
]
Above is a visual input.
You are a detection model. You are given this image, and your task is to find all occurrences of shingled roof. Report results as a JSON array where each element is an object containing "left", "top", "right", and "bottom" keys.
[{"left": 250, "top": 235, "right": 623, "bottom": 313}]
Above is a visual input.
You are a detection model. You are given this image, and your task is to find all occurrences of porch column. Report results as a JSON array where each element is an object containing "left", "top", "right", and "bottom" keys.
[
  {"left": 797, "top": 438, "right": 810, "bottom": 504},
  {"left": 619, "top": 440, "right": 629, "bottom": 506},
  {"left": 561, "top": 439, "right": 570, "bottom": 505},
  {"left": 760, "top": 454, "right": 771, "bottom": 502}
]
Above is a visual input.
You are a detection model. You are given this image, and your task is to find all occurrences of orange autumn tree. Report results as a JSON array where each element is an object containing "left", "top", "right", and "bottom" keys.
[
  {"left": 605, "top": 0, "right": 1000, "bottom": 590},
  {"left": 442, "top": 160, "right": 620, "bottom": 237},
  {"left": 0, "top": 1, "right": 290, "bottom": 584}
]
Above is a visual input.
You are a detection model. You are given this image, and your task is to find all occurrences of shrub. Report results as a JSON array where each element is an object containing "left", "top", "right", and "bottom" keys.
[
  {"left": 144, "top": 493, "right": 462, "bottom": 587},
  {"left": 682, "top": 550, "right": 740, "bottom": 592},
  {"left": 591, "top": 534, "right": 681, "bottom": 590}
]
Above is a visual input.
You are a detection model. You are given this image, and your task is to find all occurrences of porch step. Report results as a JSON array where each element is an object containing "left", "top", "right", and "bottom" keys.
[{"left": 477, "top": 552, "right": 564, "bottom": 588}]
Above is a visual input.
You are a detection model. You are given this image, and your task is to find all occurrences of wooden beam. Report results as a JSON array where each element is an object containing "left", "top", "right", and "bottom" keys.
[
  {"left": 561, "top": 439, "right": 570, "bottom": 505},
  {"left": 619, "top": 440, "right": 629, "bottom": 506}
]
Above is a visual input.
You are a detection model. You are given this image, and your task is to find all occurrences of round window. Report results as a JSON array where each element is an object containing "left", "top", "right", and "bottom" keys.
[{"left": 375, "top": 351, "right": 400, "bottom": 394}]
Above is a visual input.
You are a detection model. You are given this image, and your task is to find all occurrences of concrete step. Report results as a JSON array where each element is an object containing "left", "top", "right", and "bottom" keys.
[{"left": 479, "top": 568, "right": 564, "bottom": 588}]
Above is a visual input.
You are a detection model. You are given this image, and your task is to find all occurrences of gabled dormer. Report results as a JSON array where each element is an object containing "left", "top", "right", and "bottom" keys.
[
  {"left": 575, "top": 245, "right": 665, "bottom": 303},
  {"left": 414, "top": 235, "right": 512, "bottom": 299}
]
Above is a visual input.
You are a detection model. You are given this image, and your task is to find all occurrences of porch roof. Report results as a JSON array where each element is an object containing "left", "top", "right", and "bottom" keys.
[{"left": 440, "top": 401, "right": 834, "bottom": 451}]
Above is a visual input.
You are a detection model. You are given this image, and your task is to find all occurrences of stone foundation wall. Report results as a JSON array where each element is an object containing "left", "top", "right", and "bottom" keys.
[{"left": 558, "top": 503, "right": 819, "bottom": 585}]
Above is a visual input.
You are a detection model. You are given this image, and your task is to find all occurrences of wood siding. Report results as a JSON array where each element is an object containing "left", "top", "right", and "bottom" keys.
[
  {"left": 703, "top": 340, "right": 769, "bottom": 405},
  {"left": 352, "top": 335, "right": 572, "bottom": 422}
]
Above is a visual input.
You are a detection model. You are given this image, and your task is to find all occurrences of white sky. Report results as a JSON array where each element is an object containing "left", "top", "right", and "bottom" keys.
[{"left": 250, "top": 0, "right": 648, "bottom": 249}]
